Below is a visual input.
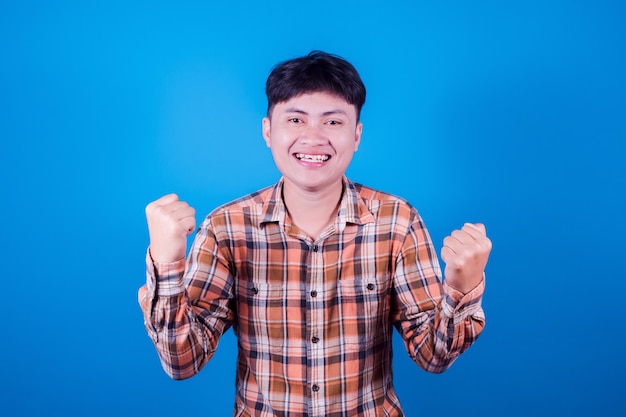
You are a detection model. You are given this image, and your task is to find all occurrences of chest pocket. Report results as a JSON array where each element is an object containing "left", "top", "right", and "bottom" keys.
[
  {"left": 235, "top": 280, "right": 286, "bottom": 352},
  {"left": 336, "top": 274, "right": 389, "bottom": 349}
]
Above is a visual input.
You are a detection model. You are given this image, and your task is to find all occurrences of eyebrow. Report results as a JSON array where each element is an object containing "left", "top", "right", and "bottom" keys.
[{"left": 283, "top": 107, "right": 348, "bottom": 117}]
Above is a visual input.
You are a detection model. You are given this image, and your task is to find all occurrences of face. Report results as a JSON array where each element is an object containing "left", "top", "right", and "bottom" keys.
[{"left": 263, "top": 91, "right": 362, "bottom": 198}]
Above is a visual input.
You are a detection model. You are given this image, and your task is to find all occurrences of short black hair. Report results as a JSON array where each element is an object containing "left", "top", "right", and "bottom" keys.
[{"left": 265, "top": 50, "right": 366, "bottom": 119}]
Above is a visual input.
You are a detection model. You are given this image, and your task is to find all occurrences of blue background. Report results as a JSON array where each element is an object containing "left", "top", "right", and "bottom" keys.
[{"left": 1, "top": 1, "right": 624, "bottom": 415}]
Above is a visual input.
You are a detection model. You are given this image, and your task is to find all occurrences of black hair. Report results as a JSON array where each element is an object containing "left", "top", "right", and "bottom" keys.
[{"left": 265, "top": 50, "right": 366, "bottom": 119}]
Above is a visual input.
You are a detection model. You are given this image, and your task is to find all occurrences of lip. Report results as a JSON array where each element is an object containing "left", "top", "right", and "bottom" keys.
[
  {"left": 294, "top": 152, "right": 331, "bottom": 162},
  {"left": 292, "top": 153, "right": 332, "bottom": 169}
]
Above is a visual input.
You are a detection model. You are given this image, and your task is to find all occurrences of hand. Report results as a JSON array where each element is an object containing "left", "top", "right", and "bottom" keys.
[
  {"left": 441, "top": 223, "right": 492, "bottom": 294},
  {"left": 145, "top": 194, "right": 196, "bottom": 263}
]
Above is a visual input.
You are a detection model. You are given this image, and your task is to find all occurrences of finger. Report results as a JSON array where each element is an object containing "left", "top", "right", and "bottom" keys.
[
  {"left": 462, "top": 223, "right": 486, "bottom": 237},
  {"left": 163, "top": 200, "right": 192, "bottom": 215},
  {"left": 170, "top": 206, "right": 196, "bottom": 223},
  {"left": 444, "top": 229, "right": 492, "bottom": 264},
  {"left": 155, "top": 193, "right": 179, "bottom": 206},
  {"left": 461, "top": 224, "right": 492, "bottom": 251},
  {"left": 440, "top": 245, "right": 455, "bottom": 263},
  {"left": 450, "top": 229, "right": 474, "bottom": 245},
  {"left": 149, "top": 201, "right": 194, "bottom": 223},
  {"left": 448, "top": 225, "right": 484, "bottom": 244},
  {"left": 146, "top": 194, "right": 179, "bottom": 215},
  {"left": 443, "top": 235, "right": 466, "bottom": 254},
  {"left": 180, "top": 217, "right": 197, "bottom": 235}
]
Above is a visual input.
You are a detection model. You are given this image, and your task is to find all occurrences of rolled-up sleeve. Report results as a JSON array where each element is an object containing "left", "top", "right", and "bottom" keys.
[
  {"left": 138, "top": 220, "right": 235, "bottom": 380},
  {"left": 392, "top": 215, "right": 486, "bottom": 374}
]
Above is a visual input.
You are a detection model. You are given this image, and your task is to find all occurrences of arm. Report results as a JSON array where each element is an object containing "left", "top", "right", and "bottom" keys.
[
  {"left": 391, "top": 216, "right": 491, "bottom": 373},
  {"left": 138, "top": 195, "right": 235, "bottom": 380}
]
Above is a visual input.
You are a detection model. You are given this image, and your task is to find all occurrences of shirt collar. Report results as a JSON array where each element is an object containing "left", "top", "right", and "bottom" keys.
[
  {"left": 258, "top": 177, "right": 287, "bottom": 226},
  {"left": 338, "top": 177, "right": 376, "bottom": 226},
  {"left": 258, "top": 176, "right": 375, "bottom": 228}
]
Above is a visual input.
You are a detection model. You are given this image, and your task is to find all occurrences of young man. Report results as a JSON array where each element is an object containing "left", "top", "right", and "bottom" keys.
[{"left": 138, "top": 51, "right": 491, "bottom": 416}]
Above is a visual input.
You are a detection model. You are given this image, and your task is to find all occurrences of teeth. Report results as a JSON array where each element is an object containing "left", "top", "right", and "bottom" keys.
[{"left": 296, "top": 153, "right": 329, "bottom": 162}]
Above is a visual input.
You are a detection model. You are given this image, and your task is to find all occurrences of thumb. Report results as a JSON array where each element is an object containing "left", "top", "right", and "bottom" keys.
[{"left": 137, "top": 286, "right": 149, "bottom": 310}]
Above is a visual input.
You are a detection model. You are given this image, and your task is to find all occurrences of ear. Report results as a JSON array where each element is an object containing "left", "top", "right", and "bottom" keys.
[
  {"left": 262, "top": 117, "right": 271, "bottom": 148},
  {"left": 354, "top": 122, "right": 363, "bottom": 152}
]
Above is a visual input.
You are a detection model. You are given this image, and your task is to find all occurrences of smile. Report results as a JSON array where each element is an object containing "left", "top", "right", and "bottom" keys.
[{"left": 295, "top": 153, "right": 330, "bottom": 162}]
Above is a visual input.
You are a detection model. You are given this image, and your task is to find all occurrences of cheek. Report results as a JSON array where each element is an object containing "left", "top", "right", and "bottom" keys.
[
  {"left": 269, "top": 143, "right": 292, "bottom": 165},
  {"left": 339, "top": 138, "right": 359, "bottom": 155}
]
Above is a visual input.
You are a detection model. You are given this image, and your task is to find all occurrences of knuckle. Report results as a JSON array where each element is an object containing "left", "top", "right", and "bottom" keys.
[{"left": 153, "top": 205, "right": 166, "bottom": 217}]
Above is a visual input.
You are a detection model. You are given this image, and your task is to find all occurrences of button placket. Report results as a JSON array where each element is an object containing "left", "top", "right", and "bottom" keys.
[{"left": 307, "top": 241, "right": 324, "bottom": 412}]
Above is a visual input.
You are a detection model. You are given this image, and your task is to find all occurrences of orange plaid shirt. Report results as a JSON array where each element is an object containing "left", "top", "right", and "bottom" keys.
[{"left": 140, "top": 177, "right": 485, "bottom": 416}]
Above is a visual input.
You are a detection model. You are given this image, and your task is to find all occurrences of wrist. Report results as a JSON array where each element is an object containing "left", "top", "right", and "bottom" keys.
[
  {"left": 445, "top": 274, "right": 482, "bottom": 295},
  {"left": 148, "top": 246, "right": 186, "bottom": 264}
]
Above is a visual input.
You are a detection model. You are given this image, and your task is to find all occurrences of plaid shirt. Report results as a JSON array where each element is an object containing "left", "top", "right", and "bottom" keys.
[{"left": 140, "top": 177, "right": 485, "bottom": 416}]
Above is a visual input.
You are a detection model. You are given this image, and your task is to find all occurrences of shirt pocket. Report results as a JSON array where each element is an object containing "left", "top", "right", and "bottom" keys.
[
  {"left": 336, "top": 274, "right": 389, "bottom": 350},
  {"left": 236, "top": 280, "right": 286, "bottom": 352}
]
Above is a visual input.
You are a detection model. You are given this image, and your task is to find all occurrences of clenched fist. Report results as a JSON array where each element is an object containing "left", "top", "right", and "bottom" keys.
[
  {"left": 441, "top": 223, "right": 492, "bottom": 294},
  {"left": 145, "top": 194, "right": 196, "bottom": 263}
]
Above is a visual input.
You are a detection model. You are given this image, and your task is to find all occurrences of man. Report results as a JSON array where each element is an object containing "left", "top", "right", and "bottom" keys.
[{"left": 138, "top": 50, "right": 491, "bottom": 416}]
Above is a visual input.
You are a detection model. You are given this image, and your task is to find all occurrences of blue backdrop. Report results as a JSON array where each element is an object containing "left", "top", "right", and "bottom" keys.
[{"left": 1, "top": 1, "right": 624, "bottom": 416}]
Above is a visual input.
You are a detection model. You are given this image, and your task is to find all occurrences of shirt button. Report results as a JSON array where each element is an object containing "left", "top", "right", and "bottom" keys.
[
  {"left": 312, "top": 384, "right": 320, "bottom": 392},
  {"left": 312, "top": 336, "right": 319, "bottom": 343},
  {"left": 251, "top": 287, "right": 259, "bottom": 295},
  {"left": 367, "top": 283, "right": 375, "bottom": 291},
  {"left": 310, "top": 290, "right": 317, "bottom": 298},
  {"left": 312, "top": 245, "right": 319, "bottom": 252}
]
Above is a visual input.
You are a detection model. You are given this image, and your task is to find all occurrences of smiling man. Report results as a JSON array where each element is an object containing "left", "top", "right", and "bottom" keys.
[
  {"left": 138, "top": 51, "right": 491, "bottom": 416},
  {"left": 263, "top": 92, "right": 362, "bottom": 240}
]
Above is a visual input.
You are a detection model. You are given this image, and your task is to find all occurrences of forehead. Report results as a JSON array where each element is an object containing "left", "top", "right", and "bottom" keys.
[{"left": 272, "top": 91, "right": 357, "bottom": 117}]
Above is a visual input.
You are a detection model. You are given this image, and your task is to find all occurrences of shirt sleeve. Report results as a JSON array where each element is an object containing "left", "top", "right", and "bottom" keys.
[
  {"left": 391, "top": 213, "right": 486, "bottom": 374},
  {"left": 138, "top": 220, "right": 236, "bottom": 380}
]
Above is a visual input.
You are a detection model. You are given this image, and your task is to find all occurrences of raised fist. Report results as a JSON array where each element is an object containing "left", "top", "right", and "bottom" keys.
[
  {"left": 441, "top": 223, "right": 492, "bottom": 294},
  {"left": 145, "top": 194, "right": 196, "bottom": 263}
]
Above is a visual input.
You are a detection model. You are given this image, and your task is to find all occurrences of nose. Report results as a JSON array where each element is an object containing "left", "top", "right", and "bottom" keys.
[{"left": 299, "top": 123, "right": 328, "bottom": 145}]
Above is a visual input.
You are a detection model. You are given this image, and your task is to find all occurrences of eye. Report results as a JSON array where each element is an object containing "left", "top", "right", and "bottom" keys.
[
  {"left": 289, "top": 117, "right": 302, "bottom": 123},
  {"left": 326, "top": 120, "right": 342, "bottom": 126}
]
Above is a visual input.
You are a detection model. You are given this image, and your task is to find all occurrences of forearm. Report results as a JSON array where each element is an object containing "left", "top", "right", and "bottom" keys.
[
  {"left": 140, "top": 254, "right": 224, "bottom": 380},
  {"left": 150, "top": 295, "right": 216, "bottom": 380},
  {"left": 399, "top": 278, "right": 485, "bottom": 373}
]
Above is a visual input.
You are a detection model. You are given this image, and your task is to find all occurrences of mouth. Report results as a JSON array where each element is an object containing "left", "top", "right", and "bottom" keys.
[{"left": 294, "top": 153, "right": 330, "bottom": 163}]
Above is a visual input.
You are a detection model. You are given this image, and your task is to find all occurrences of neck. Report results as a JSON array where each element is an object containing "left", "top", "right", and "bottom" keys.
[{"left": 282, "top": 179, "right": 343, "bottom": 240}]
